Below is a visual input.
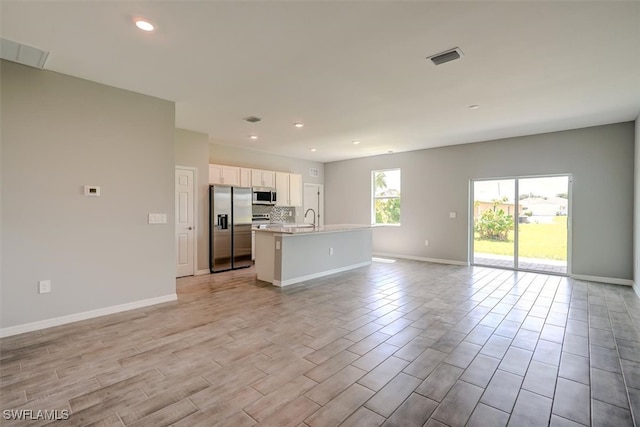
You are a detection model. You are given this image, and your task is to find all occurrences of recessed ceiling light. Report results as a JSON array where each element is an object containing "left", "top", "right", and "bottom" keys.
[
  {"left": 352, "top": 140, "right": 360, "bottom": 145},
  {"left": 310, "top": 148, "right": 317, "bottom": 152},
  {"left": 250, "top": 135, "right": 258, "bottom": 140},
  {"left": 135, "top": 19, "right": 155, "bottom": 32},
  {"left": 294, "top": 123, "right": 304, "bottom": 128},
  {"left": 469, "top": 105, "right": 480, "bottom": 110}
]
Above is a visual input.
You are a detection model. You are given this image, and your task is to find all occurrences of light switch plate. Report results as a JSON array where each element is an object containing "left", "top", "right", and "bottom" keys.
[
  {"left": 38, "top": 280, "right": 51, "bottom": 294},
  {"left": 449, "top": 212, "right": 457, "bottom": 219},
  {"left": 148, "top": 213, "right": 167, "bottom": 224}
]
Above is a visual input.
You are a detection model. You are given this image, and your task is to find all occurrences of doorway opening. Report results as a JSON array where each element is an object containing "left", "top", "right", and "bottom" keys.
[
  {"left": 471, "top": 175, "right": 571, "bottom": 275},
  {"left": 303, "top": 183, "right": 324, "bottom": 227}
]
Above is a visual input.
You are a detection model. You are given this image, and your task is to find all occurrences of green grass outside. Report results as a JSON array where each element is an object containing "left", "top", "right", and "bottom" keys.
[{"left": 474, "top": 216, "right": 567, "bottom": 261}]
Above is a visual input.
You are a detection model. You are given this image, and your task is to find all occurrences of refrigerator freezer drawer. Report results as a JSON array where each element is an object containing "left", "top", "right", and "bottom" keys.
[{"left": 233, "top": 224, "right": 252, "bottom": 269}]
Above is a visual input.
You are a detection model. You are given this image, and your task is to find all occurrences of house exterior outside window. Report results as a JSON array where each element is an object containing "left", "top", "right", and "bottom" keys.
[{"left": 372, "top": 169, "right": 401, "bottom": 225}]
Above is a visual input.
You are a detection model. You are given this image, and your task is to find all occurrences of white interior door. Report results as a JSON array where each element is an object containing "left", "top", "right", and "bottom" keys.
[
  {"left": 303, "top": 184, "right": 324, "bottom": 226},
  {"left": 176, "top": 167, "right": 195, "bottom": 277}
]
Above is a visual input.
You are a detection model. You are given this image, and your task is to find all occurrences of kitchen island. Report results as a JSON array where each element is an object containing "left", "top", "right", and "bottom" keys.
[{"left": 254, "top": 224, "right": 372, "bottom": 287}]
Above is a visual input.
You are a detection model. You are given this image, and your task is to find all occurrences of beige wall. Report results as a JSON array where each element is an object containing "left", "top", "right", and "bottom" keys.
[
  {"left": 175, "top": 129, "right": 210, "bottom": 272},
  {"left": 1, "top": 60, "right": 176, "bottom": 330},
  {"left": 325, "top": 122, "right": 635, "bottom": 281}
]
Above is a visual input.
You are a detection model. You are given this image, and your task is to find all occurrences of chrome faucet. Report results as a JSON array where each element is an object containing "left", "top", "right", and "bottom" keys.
[{"left": 304, "top": 208, "right": 316, "bottom": 228}]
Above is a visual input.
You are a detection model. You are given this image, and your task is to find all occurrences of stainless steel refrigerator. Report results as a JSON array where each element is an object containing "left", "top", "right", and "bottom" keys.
[{"left": 209, "top": 185, "right": 253, "bottom": 272}]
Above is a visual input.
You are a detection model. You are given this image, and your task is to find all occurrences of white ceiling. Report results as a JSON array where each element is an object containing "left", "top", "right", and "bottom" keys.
[{"left": 2, "top": 1, "right": 639, "bottom": 163}]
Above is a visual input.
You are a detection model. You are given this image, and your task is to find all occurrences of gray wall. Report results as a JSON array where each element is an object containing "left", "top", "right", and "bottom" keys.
[
  {"left": 1, "top": 60, "right": 176, "bottom": 328},
  {"left": 325, "top": 122, "right": 635, "bottom": 280},
  {"left": 175, "top": 128, "right": 210, "bottom": 272},
  {"left": 635, "top": 116, "right": 640, "bottom": 292}
]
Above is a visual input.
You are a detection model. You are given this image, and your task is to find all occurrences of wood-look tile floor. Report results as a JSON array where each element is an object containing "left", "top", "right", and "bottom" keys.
[{"left": 2, "top": 260, "right": 640, "bottom": 426}]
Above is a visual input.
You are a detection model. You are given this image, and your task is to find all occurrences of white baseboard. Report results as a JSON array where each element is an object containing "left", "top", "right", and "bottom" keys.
[
  {"left": 373, "top": 252, "right": 469, "bottom": 266},
  {"left": 273, "top": 261, "right": 372, "bottom": 287},
  {"left": 0, "top": 294, "right": 178, "bottom": 338},
  {"left": 571, "top": 274, "right": 634, "bottom": 286},
  {"left": 195, "top": 269, "right": 210, "bottom": 276},
  {"left": 634, "top": 281, "right": 640, "bottom": 299}
]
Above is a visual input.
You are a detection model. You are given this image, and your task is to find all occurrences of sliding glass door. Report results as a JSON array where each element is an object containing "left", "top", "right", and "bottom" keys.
[
  {"left": 517, "top": 176, "right": 569, "bottom": 274},
  {"left": 472, "top": 175, "right": 570, "bottom": 274},
  {"left": 472, "top": 179, "right": 516, "bottom": 269}
]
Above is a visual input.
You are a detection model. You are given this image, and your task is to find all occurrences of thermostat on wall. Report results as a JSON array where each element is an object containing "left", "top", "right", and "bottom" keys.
[{"left": 84, "top": 185, "right": 100, "bottom": 197}]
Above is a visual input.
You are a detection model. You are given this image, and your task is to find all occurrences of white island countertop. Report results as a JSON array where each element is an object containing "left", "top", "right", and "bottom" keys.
[{"left": 253, "top": 224, "right": 371, "bottom": 235}]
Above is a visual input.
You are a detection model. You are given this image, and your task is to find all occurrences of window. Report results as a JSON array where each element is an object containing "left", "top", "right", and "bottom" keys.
[{"left": 372, "top": 169, "right": 401, "bottom": 225}]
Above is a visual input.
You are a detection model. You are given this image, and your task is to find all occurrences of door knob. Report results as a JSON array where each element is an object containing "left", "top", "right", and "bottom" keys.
[{"left": 186, "top": 226, "right": 193, "bottom": 230}]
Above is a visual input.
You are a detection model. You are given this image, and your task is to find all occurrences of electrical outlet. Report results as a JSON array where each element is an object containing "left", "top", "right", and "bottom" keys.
[
  {"left": 329, "top": 247, "right": 334, "bottom": 255},
  {"left": 425, "top": 240, "right": 430, "bottom": 246},
  {"left": 38, "top": 280, "right": 51, "bottom": 294}
]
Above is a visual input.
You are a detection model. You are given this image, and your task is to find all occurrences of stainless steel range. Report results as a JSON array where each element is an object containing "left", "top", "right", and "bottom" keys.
[{"left": 252, "top": 213, "right": 271, "bottom": 226}]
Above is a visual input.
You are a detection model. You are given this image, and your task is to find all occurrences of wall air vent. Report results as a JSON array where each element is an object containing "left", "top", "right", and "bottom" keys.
[
  {"left": 243, "top": 116, "right": 262, "bottom": 123},
  {"left": 0, "top": 38, "right": 49, "bottom": 69},
  {"left": 427, "top": 47, "right": 463, "bottom": 66},
  {"left": 309, "top": 168, "right": 319, "bottom": 178}
]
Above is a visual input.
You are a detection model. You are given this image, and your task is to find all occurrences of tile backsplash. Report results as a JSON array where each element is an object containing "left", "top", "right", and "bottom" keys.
[{"left": 252, "top": 205, "right": 296, "bottom": 223}]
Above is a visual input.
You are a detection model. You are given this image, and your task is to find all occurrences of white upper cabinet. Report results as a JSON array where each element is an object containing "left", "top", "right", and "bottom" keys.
[
  {"left": 209, "top": 164, "right": 301, "bottom": 205},
  {"left": 209, "top": 164, "right": 240, "bottom": 186},
  {"left": 209, "top": 164, "right": 223, "bottom": 184},
  {"left": 221, "top": 166, "right": 240, "bottom": 186},
  {"left": 252, "top": 169, "right": 276, "bottom": 188},
  {"left": 289, "top": 173, "right": 303, "bottom": 207},
  {"left": 239, "top": 168, "right": 252, "bottom": 187},
  {"left": 275, "top": 172, "right": 290, "bottom": 206},
  {"left": 251, "top": 169, "right": 262, "bottom": 187},
  {"left": 275, "top": 172, "right": 302, "bottom": 206}
]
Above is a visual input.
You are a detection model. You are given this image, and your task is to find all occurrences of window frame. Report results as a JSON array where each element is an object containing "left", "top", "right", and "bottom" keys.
[{"left": 371, "top": 168, "right": 401, "bottom": 226}]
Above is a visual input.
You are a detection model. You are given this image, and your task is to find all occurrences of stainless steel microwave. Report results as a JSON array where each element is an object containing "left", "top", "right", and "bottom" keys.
[{"left": 252, "top": 187, "right": 276, "bottom": 205}]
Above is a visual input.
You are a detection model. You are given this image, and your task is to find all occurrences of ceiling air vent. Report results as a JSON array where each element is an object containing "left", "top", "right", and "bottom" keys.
[
  {"left": 427, "top": 47, "right": 463, "bottom": 66},
  {"left": 1, "top": 38, "right": 49, "bottom": 69},
  {"left": 243, "top": 116, "right": 262, "bottom": 123}
]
